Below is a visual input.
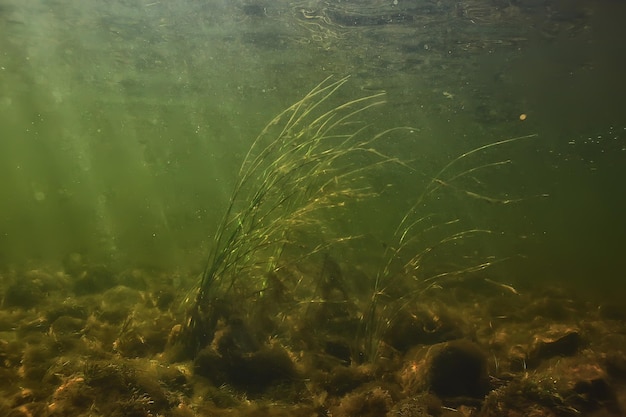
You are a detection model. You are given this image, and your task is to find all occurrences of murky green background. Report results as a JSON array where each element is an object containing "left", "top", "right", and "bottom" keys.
[{"left": 1, "top": 0, "right": 625, "bottom": 296}]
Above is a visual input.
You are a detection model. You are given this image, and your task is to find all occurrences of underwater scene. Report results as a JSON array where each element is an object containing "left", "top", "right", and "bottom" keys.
[{"left": 1, "top": 0, "right": 625, "bottom": 416}]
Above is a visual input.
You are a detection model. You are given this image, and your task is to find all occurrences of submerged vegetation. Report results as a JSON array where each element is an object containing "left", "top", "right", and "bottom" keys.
[
  {"left": 360, "top": 134, "right": 542, "bottom": 361},
  {"left": 175, "top": 77, "right": 540, "bottom": 367},
  {"left": 178, "top": 76, "right": 410, "bottom": 356}
]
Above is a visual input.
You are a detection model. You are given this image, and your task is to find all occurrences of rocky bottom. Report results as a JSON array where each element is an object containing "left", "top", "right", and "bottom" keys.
[{"left": 0, "top": 262, "right": 625, "bottom": 417}]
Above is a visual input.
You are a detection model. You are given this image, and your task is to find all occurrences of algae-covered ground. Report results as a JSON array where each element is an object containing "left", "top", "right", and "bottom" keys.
[{"left": 1, "top": 259, "right": 625, "bottom": 417}]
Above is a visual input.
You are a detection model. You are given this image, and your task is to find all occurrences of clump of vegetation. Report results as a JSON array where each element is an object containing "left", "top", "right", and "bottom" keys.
[
  {"left": 174, "top": 77, "right": 541, "bottom": 388},
  {"left": 178, "top": 76, "right": 409, "bottom": 357},
  {"left": 359, "top": 134, "right": 540, "bottom": 361}
]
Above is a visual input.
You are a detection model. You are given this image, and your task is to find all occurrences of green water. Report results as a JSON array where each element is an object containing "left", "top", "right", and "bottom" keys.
[{"left": 1, "top": 0, "right": 624, "bottom": 295}]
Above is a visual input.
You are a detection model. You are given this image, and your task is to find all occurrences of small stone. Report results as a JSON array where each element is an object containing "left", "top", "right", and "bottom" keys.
[
  {"left": 528, "top": 324, "right": 582, "bottom": 366},
  {"left": 400, "top": 339, "right": 489, "bottom": 398}
]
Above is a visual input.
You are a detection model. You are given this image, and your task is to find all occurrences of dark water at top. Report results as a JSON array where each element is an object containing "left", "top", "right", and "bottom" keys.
[{"left": 0, "top": 0, "right": 624, "bottom": 298}]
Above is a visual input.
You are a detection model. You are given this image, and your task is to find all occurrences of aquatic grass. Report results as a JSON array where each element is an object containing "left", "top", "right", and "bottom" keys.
[
  {"left": 180, "top": 76, "right": 409, "bottom": 355},
  {"left": 176, "top": 77, "right": 540, "bottom": 363},
  {"left": 360, "top": 134, "right": 541, "bottom": 361}
]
